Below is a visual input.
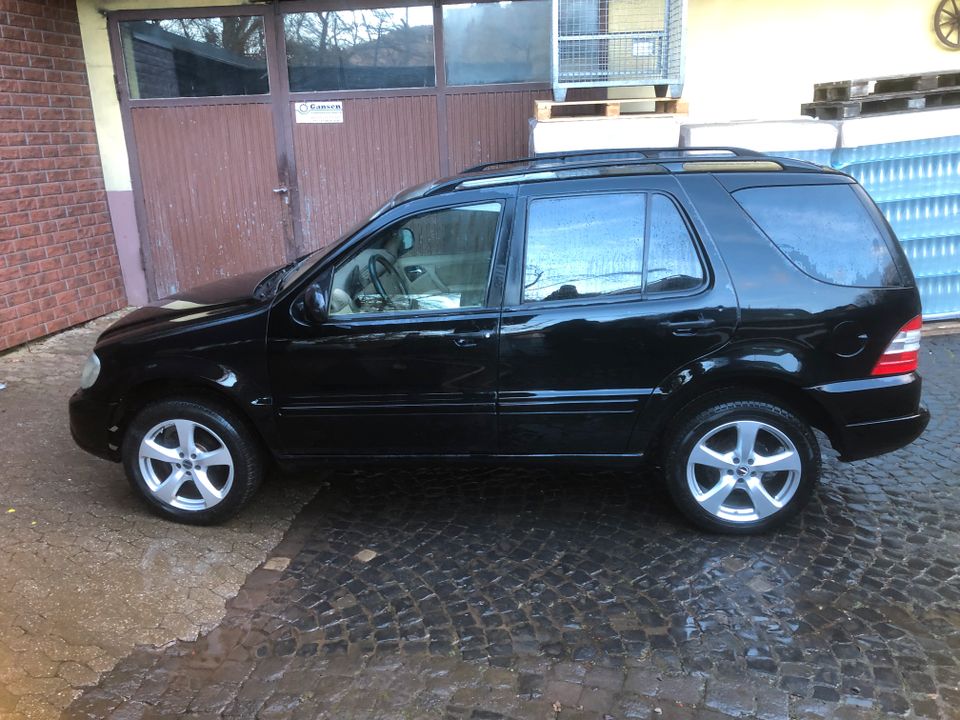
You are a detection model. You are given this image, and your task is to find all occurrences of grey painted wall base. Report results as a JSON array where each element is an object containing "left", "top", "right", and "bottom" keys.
[{"left": 106, "top": 190, "right": 149, "bottom": 307}]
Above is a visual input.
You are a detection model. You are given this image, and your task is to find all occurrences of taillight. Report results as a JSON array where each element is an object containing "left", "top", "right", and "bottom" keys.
[{"left": 871, "top": 316, "right": 922, "bottom": 376}]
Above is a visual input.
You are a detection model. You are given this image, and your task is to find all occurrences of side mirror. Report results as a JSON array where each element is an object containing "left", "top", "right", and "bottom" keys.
[
  {"left": 303, "top": 281, "right": 329, "bottom": 324},
  {"left": 399, "top": 227, "right": 415, "bottom": 255}
]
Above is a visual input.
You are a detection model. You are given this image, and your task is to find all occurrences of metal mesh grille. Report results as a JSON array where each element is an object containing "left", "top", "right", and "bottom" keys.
[{"left": 554, "top": 0, "right": 683, "bottom": 88}]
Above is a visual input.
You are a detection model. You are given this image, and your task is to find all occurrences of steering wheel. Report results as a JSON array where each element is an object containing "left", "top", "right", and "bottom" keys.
[{"left": 368, "top": 254, "right": 411, "bottom": 308}]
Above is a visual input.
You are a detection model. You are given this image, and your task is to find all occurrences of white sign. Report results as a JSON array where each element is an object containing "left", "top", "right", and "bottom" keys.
[{"left": 294, "top": 101, "right": 344, "bottom": 124}]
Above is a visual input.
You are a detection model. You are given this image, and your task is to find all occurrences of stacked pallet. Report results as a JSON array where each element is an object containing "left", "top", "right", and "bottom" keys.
[
  {"left": 534, "top": 97, "right": 687, "bottom": 122},
  {"left": 802, "top": 70, "right": 960, "bottom": 120}
]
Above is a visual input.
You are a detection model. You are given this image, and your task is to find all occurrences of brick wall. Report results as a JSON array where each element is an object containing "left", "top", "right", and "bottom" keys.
[{"left": 0, "top": 0, "right": 126, "bottom": 352}]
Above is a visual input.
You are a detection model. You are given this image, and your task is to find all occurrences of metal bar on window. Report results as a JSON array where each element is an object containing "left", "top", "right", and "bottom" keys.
[
  {"left": 128, "top": 95, "right": 272, "bottom": 108},
  {"left": 434, "top": 2, "right": 450, "bottom": 176},
  {"left": 110, "top": 6, "right": 266, "bottom": 22},
  {"left": 278, "top": 0, "right": 433, "bottom": 14},
  {"left": 559, "top": 31, "right": 665, "bottom": 41}
]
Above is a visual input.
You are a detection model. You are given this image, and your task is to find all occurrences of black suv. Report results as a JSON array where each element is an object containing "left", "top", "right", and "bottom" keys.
[{"left": 70, "top": 148, "right": 929, "bottom": 533}]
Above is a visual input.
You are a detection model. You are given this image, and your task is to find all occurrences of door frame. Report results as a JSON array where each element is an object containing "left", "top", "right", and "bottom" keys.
[{"left": 108, "top": 0, "right": 551, "bottom": 301}]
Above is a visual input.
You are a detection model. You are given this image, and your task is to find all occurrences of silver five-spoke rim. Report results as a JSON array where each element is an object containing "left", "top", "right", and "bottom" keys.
[
  {"left": 138, "top": 419, "right": 234, "bottom": 511},
  {"left": 686, "top": 420, "right": 802, "bottom": 523}
]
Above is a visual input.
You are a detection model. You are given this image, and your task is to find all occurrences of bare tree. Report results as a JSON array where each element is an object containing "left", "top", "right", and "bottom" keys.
[{"left": 159, "top": 16, "right": 265, "bottom": 58}]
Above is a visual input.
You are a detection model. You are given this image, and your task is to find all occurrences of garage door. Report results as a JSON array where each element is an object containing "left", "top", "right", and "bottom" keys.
[{"left": 112, "top": 1, "right": 553, "bottom": 299}]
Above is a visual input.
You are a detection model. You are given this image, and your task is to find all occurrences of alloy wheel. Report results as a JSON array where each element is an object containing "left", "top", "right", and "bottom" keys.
[
  {"left": 138, "top": 419, "right": 234, "bottom": 511},
  {"left": 685, "top": 419, "right": 802, "bottom": 523}
]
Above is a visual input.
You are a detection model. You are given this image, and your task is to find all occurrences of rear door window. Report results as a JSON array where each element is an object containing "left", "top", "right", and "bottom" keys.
[
  {"left": 734, "top": 184, "right": 901, "bottom": 287},
  {"left": 646, "top": 194, "right": 706, "bottom": 295},
  {"left": 522, "top": 192, "right": 705, "bottom": 303},
  {"left": 523, "top": 193, "right": 646, "bottom": 302}
]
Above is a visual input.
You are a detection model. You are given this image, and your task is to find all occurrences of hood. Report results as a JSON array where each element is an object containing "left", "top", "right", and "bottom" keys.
[{"left": 100, "top": 267, "right": 278, "bottom": 340}]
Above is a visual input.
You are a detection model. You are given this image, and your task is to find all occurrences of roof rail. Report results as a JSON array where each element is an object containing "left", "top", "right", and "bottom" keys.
[
  {"left": 463, "top": 147, "right": 766, "bottom": 174},
  {"left": 420, "top": 152, "right": 823, "bottom": 198}
]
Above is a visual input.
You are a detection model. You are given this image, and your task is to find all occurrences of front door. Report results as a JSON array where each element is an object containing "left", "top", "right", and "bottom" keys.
[
  {"left": 498, "top": 176, "right": 738, "bottom": 455},
  {"left": 267, "top": 190, "right": 513, "bottom": 456}
]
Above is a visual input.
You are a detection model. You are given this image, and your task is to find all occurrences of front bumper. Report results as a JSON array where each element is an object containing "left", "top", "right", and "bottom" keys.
[
  {"left": 69, "top": 389, "right": 121, "bottom": 462},
  {"left": 807, "top": 373, "right": 930, "bottom": 461}
]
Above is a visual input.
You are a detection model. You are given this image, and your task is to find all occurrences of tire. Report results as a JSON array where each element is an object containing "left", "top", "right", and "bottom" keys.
[
  {"left": 121, "top": 398, "right": 263, "bottom": 524},
  {"left": 662, "top": 396, "right": 820, "bottom": 534}
]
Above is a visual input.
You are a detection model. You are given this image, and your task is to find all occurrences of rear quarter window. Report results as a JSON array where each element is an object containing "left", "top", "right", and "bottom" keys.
[{"left": 733, "top": 184, "right": 902, "bottom": 288}]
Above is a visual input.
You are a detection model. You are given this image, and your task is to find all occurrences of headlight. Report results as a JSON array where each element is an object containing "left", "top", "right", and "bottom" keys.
[{"left": 79, "top": 352, "right": 101, "bottom": 389}]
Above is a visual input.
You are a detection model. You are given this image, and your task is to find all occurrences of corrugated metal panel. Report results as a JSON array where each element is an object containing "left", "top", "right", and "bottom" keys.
[
  {"left": 445, "top": 88, "right": 551, "bottom": 173},
  {"left": 131, "top": 104, "right": 287, "bottom": 298},
  {"left": 293, "top": 95, "right": 441, "bottom": 250},
  {"left": 835, "top": 137, "right": 960, "bottom": 319}
]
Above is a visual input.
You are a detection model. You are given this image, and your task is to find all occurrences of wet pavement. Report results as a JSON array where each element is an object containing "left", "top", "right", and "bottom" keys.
[
  {"left": 0, "top": 314, "right": 317, "bottom": 720},
  {"left": 60, "top": 333, "right": 960, "bottom": 719}
]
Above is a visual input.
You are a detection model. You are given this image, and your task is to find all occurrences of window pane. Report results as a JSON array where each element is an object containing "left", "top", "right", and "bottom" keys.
[
  {"left": 443, "top": 1, "right": 551, "bottom": 86},
  {"left": 284, "top": 9, "right": 435, "bottom": 92},
  {"left": 119, "top": 17, "right": 268, "bottom": 99},
  {"left": 734, "top": 185, "right": 901, "bottom": 287},
  {"left": 330, "top": 202, "right": 502, "bottom": 316},
  {"left": 646, "top": 194, "right": 704, "bottom": 294},
  {"left": 524, "top": 194, "right": 646, "bottom": 302}
]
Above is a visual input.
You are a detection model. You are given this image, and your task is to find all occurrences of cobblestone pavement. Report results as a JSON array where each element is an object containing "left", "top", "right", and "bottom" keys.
[
  {"left": 60, "top": 332, "right": 960, "bottom": 720},
  {"left": 0, "top": 314, "right": 317, "bottom": 720}
]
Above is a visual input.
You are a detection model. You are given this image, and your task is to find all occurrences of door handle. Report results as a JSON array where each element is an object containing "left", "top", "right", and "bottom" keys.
[
  {"left": 453, "top": 331, "right": 493, "bottom": 348},
  {"left": 659, "top": 317, "right": 716, "bottom": 335}
]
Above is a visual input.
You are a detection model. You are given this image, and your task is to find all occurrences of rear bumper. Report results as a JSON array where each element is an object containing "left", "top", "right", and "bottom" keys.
[
  {"left": 807, "top": 373, "right": 930, "bottom": 461},
  {"left": 69, "top": 389, "right": 121, "bottom": 462},
  {"left": 836, "top": 407, "right": 930, "bottom": 461}
]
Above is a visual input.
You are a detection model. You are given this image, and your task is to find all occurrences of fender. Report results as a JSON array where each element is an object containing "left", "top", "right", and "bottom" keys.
[{"left": 87, "top": 303, "right": 277, "bottom": 454}]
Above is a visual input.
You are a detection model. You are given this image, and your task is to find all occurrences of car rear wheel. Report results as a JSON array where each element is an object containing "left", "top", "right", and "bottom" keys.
[
  {"left": 663, "top": 397, "right": 819, "bottom": 534},
  {"left": 122, "top": 398, "right": 262, "bottom": 524}
]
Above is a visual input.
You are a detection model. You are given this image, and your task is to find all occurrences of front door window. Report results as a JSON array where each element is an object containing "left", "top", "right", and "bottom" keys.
[{"left": 329, "top": 201, "right": 503, "bottom": 316}]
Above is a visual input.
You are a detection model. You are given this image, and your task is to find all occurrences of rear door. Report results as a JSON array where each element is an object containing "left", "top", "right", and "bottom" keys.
[{"left": 497, "top": 176, "right": 738, "bottom": 455}]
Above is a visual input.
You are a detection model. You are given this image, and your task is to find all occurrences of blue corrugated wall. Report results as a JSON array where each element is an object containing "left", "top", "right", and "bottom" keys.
[{"left": 776, "top": 138, "right": 960, "bottom": 319}]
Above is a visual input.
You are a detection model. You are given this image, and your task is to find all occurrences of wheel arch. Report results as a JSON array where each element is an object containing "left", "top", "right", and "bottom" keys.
[
  {"left": 640, "top": 371, "right": 841, "bottom": 461},
  {"left": 111, "top": 377, "right": 272, "bottom": 460}
]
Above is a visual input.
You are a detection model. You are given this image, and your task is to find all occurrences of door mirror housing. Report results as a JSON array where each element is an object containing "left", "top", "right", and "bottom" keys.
[{"left": 303, "top": 280, "right": 329, "bottom": 324}]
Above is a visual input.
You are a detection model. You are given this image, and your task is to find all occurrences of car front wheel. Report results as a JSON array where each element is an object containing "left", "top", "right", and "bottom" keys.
[
  {"left": 663, "top": 397, "right": 820, "bottom": 534},
  {"left": 122, "top": 398, "right": 263, "bottom": 524}
]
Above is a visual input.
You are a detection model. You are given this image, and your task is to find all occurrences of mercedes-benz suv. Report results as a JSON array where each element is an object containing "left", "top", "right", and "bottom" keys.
[{"left": 69, "top": 148, "right": 929, "bottom": 533}]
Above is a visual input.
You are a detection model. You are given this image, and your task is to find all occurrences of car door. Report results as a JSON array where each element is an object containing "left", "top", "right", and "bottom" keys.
[
  {"left": 498, "top": 175, "right": 738, "bottom": 455},
  {"left": 267, "top": 188, "right": 514, "bottom": 456}
]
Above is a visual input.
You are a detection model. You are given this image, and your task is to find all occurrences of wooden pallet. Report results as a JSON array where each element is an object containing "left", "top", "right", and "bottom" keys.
[
  {"left": 813, "top": 70, "right": 960, "bottom": 102},
  {"left": 803, "top": 87, "right": 960, "bottom": 120},
  {"left": 533, "top": 98, "right": 686, "bottom": 122}
]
